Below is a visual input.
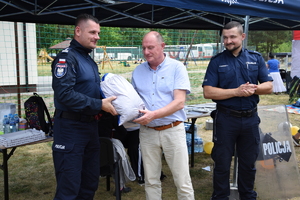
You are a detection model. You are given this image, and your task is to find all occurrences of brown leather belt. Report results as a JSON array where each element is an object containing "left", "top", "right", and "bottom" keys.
[{"left": 146, "top": 121, "right": 182, "bottom": 131}]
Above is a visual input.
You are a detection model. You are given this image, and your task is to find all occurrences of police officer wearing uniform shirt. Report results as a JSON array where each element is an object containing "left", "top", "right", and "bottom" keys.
[
  {"left": 202, "top": 21, "right": 273, "bottom": 200},
  {"left": 51, "top": 14, "right": 117, "bottom": 200}
]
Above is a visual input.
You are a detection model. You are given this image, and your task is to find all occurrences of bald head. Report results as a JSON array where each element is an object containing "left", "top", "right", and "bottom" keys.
[
  {"left": 143, "top": 31, "right": 164, "bottom": 44},
  {"left": 142, "top": 31, "right": 165, "bottom": 69}
]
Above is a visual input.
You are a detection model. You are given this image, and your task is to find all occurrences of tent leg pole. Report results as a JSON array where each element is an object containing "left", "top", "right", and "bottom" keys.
[{"left": 243, "top": 15, "right": 250, "bottom": 49}]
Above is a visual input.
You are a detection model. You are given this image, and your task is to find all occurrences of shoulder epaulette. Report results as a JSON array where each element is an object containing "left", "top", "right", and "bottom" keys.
[
  {"left": 247, "top": 49, "right": 261, "bottom": 56},
  {"left": 211, "top": 52, "right": 222, "bottom": 60},
  {"left": 54, "top": 47, "right": 71, "bottom": 63},
  {"left": 61, "top": 47, "right": 71, "bottom": 54},
  {"left": 56, "top": 47, "right": 71, "bottom": 59}
]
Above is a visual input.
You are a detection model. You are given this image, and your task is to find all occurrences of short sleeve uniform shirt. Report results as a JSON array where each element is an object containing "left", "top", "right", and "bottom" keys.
[{"left": 202, "top": 49, "right": 272, "bottom": 110}]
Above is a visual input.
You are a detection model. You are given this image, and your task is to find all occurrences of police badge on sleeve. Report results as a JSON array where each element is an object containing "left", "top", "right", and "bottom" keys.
[{"left": 55, "top": 59, "right": 67, "bottom": 78}]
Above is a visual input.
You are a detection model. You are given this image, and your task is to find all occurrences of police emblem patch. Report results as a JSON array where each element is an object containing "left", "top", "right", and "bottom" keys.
[{"left": 55, "top": 60, "right": 67, "bottom": 78}]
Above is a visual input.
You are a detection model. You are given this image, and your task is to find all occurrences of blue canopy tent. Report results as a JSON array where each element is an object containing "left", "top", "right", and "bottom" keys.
[
  {"left": 1, "top": 0, "right": 299, "bottom": 49},
  {"left": 125, "top": 0, "right": 300, "bottom": 24},
  {"left": 0, "top": 0, "right": 299, "bottom": 31}
]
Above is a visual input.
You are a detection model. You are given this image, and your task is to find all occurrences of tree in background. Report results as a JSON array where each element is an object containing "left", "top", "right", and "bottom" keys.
[
  {"left": 248, "top": 30, "right": 292, "bottom": 56},
  {"left": 36, "top": 24, "right": 73, "bottom": 49},
  {"left": 36, "top": 24, "right": 293, "bottom": 59}
]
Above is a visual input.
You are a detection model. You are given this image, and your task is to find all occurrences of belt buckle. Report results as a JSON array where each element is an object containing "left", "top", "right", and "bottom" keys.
[
  {"left": 241, "top": 110, "right": 252, "bottom": 117},
  {"left": 80, "top": 115, "right": 93, "bottom": 122},
  {"left": 230, "top": 110, "right": 241, "bottom": 117}
]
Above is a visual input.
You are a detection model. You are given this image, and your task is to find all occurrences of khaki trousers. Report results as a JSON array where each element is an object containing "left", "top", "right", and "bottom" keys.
[{"left": 140, "top": 123, "right": 194, "bottom": 200}]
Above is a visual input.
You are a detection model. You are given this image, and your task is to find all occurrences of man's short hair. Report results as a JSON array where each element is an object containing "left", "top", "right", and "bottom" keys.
[
  {"left": 154, "top": 32, "right": 164, "bottom": 43},
  {"left": 144, "top": 31, "right": 164, "bottom": 43},
  {"left": 223, "top": 21, "right": 244, "bottom": 34},
  {"left": 75, "top": 13, "right": 99, "bottom": 27}
]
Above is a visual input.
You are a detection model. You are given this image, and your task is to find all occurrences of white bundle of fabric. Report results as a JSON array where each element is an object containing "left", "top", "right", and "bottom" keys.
[{"left": 100, "top": 73, "right": 145, "bottom": 126}]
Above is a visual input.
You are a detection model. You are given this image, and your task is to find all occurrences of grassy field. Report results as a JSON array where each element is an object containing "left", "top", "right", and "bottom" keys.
[{"left": 1, "top": 93, "right": 300, "bottom": 200}]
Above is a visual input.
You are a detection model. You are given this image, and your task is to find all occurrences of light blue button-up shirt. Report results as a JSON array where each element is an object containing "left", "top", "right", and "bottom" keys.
[{"left": 132, "top": 56, "right": 190, "bottom": 127}]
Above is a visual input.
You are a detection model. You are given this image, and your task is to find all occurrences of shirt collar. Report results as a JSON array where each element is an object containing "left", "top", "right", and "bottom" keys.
[
  {"left": 147, "top": 54, "right": 167, "bottom": 71},
  {"left": 225, "top": 48, "right": 245, "bottom": 57},
  {"left": 70, "top": 39, "right": 93, "bottom": 55}
]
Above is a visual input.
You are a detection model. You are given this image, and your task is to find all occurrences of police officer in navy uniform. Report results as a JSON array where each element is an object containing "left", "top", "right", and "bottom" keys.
[
  {"left": 202, "top": 21, "right": 273, "bottom": 200},
  {"left": 51, "top": 14, "right": 117, "bottom": 200}
]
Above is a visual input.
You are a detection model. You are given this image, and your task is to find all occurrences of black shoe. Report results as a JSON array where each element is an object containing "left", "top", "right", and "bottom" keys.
[
  {"left": 113, "top": 187, "right": 131, "bottom": 196},
  {"left": 293, "top": 136, "right": 300, "bottom": 146},
  {"left": 121, "top": 187, "right": 131, "bottom": 193},
  {"left": 137, "top": 177, "right": 145, "bottom": 185},
  {"left": 160, "top": 172, "right": 167, "bottom": 181}
]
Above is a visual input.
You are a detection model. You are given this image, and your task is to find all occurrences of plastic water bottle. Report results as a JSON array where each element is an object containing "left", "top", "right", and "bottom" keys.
[
  {"left": 185, "top": 123, "right": 192, "bottom": 154},
  {"left": 199, "top": 137, "right": 204, "bottom": 153},
  {"left": 9, "top": 114, "right": 17, "bottom": 133},
  {"left": 186, "top": 137, "right": 192, "bottom": 154},
  {"left": 1, "top": 117, "right": 4, "bottom": 133},
  {"left": 2, "top": 115, "right": 10, "bottom": 134},
  {"left": 194, "top": 136, "right": 204, "bottom": 153},
  {"left": 194, "top": 137, "right": 200, "bottom": 152},
  {"left": 14, "top": 114, "right": 19, "bottom": 131}
]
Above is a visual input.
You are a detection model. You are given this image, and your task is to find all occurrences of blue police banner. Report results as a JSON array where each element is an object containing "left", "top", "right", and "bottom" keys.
[
  {"left": 256, "top": 105, "right": 300, "bottom": 199},
  {"left": 126, "top": 0, "right": 300, "bottom": 21}
]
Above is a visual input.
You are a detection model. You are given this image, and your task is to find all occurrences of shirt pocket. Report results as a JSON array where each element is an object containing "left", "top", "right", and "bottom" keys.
[
  {"left": 247, "top": 64, "right": 259, "bottom": 79},
  {"left": 157, "top": 75, "right": 173, "bottom": 93},
  {"left": 218, "top": 65, "right": 235, "bottom": 82}
]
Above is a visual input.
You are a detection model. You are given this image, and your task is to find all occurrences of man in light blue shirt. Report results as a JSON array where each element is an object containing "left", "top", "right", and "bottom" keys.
[{"left": 132, "top": 31, "right": 194, "bottom": 200}]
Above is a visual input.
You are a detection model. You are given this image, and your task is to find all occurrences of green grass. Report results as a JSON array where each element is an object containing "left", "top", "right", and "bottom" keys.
[
  {"left": 0, "top": 143, "right": 215, "bottom": 200},
  {"left": 2, "top": 93, "right": 300, "bottom": 200},
  {"left": 38, "top": 64, "right": 52, "bottom": 76}
]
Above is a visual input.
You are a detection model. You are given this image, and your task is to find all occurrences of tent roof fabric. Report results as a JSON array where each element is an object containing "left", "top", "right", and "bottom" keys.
[
  {"left": 0, "top": 0, "right": 299, "bottom": 30},
  {"left": 129, "top": 0, "right": 300, "bottom": 22}
]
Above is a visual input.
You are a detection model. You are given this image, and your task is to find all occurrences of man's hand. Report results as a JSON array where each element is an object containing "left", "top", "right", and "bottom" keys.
[
  {"left": 101, "top": 96, "right": 118, "bottom": 116},
  {"left": 133, "top": 110, "right": 155, "bottom": 125},
  {"left": 236, "top": 82, "right": 257, "bottom": 97}
]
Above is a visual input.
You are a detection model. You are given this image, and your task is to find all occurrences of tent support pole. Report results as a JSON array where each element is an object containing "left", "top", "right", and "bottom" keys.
[
  {"left": 243, "top": 15, "right": 250, "bottom": 49},
  {"left": 184, "top": 30, "right": 198, "bottom": 67}
]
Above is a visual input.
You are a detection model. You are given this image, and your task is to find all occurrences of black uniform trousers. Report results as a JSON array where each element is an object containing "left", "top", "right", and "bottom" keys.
[
  {"left": 211, "top": 110, "right": 260, "bottom": 200},
  {"left": 52, "top": 113, "right": 100, "bottom": 200}
]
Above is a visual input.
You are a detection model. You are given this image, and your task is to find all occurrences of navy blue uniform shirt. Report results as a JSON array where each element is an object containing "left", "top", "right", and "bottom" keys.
[
  {"left": 202, "top": 48, "right": 272, "bottom": 110},
  {"left": 51, "top": 39, "right": 102, "bottom": 115}
]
